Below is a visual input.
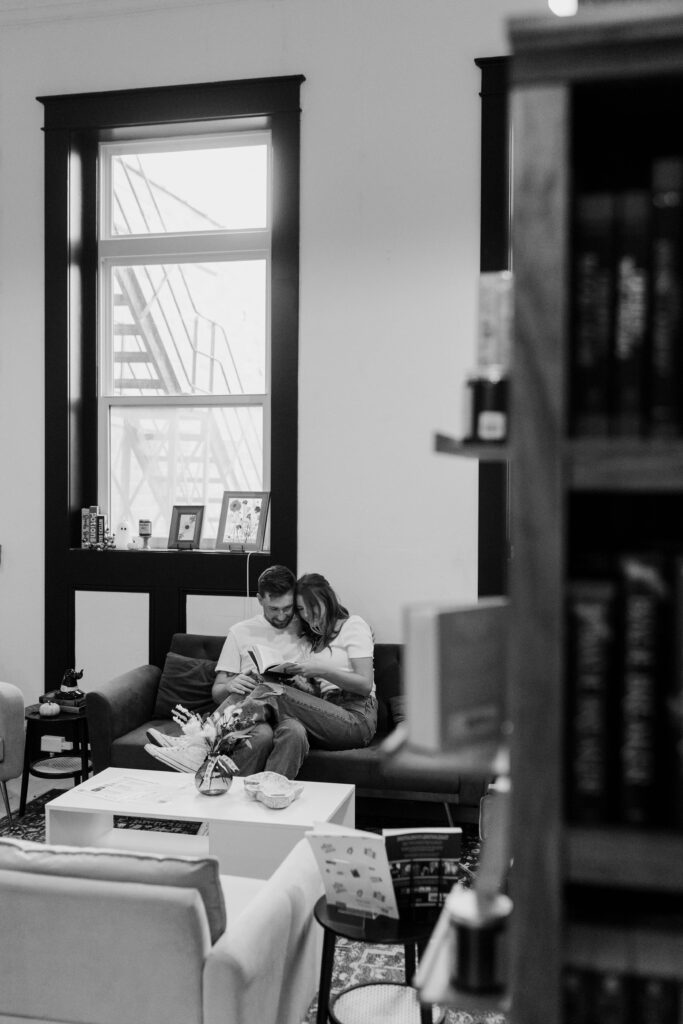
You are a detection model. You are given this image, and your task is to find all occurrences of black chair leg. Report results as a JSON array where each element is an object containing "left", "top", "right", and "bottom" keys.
[
  {"left": 404, "top": 941, "right": 416, "bottom": 983},
  {"left": 316, "top": 927, "right": 337, "bottom": 1024}
]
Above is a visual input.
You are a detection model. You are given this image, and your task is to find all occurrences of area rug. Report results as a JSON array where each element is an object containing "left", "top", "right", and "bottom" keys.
[{"left": 1, "top": 793, "right": 507, "bottom": 1024}]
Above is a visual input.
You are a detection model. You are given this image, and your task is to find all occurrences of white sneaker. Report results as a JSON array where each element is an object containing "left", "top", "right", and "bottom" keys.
[
  {"left": 146, "top": 728, "right": 183, "bottom": 748},
  {"left": 144, "top": 743, "right": 206, "bottom": 774}
]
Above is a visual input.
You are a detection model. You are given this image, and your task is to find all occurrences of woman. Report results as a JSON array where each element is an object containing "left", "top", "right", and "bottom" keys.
[{"left": 273, "top": 572, "right": 378, "bottom": 757}]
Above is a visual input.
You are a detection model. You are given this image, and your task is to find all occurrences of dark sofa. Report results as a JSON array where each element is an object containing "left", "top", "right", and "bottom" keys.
[{"left": 86, "top": 632, "right": 490, "bottom": 825}]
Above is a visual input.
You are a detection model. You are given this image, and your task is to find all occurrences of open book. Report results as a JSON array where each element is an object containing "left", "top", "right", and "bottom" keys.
[{"left": 247, "top": 644, "right": 289, "bottom": 675}]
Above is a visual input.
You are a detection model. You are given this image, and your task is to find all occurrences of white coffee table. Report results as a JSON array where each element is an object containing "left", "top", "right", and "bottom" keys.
[{"left": 45, "top": 767, "right": 355, "bottom": 878}]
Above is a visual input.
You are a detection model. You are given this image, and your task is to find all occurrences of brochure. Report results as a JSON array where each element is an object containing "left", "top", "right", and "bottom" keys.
[
  {"left": 382, "top": 827, "right": 463, "bottom": 916},
  {"left": 306, "top": 821, "right": 400, "bottom": 919}
]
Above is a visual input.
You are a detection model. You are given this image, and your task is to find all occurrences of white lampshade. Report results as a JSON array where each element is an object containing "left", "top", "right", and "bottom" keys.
[{"left": 548, "top": 0, "right": 578, "bottom": 14}]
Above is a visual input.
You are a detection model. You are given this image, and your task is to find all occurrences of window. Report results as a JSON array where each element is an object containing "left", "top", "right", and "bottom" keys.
[
  {"left": 98, "top": 132, "right": 272, "bottom": 544},
  {"left": 40, "top": 77, "right": 302, "bottom": 686}
]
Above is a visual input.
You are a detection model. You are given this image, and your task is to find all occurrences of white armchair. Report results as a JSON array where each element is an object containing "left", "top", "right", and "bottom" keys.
[
  {"left": 0, "top": 836, "right": 323, "bottom": 1024},
  {"left": 0, "top": 681, "right": 24, "bottom": 823}
]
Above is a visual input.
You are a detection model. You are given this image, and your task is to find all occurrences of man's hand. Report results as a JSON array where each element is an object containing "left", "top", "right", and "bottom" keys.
[{"left": 227, "top": 672, "right": 259, "bottom": 696}]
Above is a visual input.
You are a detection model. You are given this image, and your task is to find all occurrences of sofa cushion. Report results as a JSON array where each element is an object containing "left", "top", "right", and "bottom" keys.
[
  {"left": 153, "top": 651, "right": 217, "bottom": 719},
  {"left": 0, "top": 836, "right": 227, "bottom": 943}
]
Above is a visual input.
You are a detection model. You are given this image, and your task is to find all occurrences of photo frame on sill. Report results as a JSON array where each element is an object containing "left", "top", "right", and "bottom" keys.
[
  {"left": 216, "top": 492, "right": 270, "bottom": 552},
  {"left": 167, "top": 505, "right": 205, "bottom": 550}
]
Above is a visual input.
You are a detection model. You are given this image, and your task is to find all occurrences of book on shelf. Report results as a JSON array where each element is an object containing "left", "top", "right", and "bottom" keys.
[
  {"left": 306, "top": 822, "right": 464, "bottom": 921},
  {"left": 571, "top": 190, "right": 615, "bottom": 436},
  {"left": 611, "top": 189, "right": 650, "bottom": 437},
  {"left": 569, "top": 158, "right": 683, "bottom": 439},
  {"left": 563, "top": 968, "right": 680, "bottom": 1024},
  {"left": 565, "top": 579, "right": 617, "bottom": 824},
  {"left": 565, "top": 550, "right": 683, "bottom": 830},
  {"left": 649, "top": 156, "right": 683, "bottom": 438},
  {"left": 617, "top": 553, "right": 666, "bottom": 828}
]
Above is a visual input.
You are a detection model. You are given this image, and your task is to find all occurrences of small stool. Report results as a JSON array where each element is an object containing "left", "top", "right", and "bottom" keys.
[
  {"left": 313, "top": 897, "right": 444, "bottom": 1024},
  {"left": 19, "top": 704, "right": 90, "bottom": 816}
]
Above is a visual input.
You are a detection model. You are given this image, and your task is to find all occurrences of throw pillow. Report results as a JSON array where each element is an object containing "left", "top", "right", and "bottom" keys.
[
  {"left": 153, "top": 651, "right": 217, "bottom": 719},
  {"left": 0, "top": 836, "right": 227, "bottom": 943}
]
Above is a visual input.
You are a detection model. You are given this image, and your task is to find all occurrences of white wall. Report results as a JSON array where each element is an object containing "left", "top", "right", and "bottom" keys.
[{"left": 0, "top": 0, "right": 547, "bottom": 704}]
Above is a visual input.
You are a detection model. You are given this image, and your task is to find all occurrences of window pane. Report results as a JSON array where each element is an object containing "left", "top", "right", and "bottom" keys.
[
  {"left": 107, "top": 261, "right": 266, "bottom": 396},
  {"left": 109, "top": 404, "right": 263, "bottom": 543},
  {"left": 110, "top": 143, "right": 268, "bottom": 234}
]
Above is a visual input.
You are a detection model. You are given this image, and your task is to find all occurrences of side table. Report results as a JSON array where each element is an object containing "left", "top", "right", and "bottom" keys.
[
  {"left": 313, "top": 897, "right": 444, "bottom": 1024},
  {"left": 20, "top": 704, "right": 91, "bottom": 817}
]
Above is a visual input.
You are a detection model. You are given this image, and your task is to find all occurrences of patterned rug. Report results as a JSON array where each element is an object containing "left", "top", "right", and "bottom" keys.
[{"left": 1, "top": 792, "right": 507, "bottom": 1024}]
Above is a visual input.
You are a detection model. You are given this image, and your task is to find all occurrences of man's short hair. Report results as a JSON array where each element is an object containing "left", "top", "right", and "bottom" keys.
[{"left": 257, "top": 565, "right": 295, "bottom": 599}]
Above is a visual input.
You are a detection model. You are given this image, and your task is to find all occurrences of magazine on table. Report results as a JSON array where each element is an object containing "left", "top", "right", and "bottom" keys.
[
  {"left": 382, "top": 826, "right": 463, "bottom": 916},
  {"left": 306, "top": 822, "right": 464, "bottom": 920},
  {"left": 306, "top": 821, "right": 400, "bottom": 919}
]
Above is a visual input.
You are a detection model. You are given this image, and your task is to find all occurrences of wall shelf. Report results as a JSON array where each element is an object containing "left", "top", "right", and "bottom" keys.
[
  {"left": 569, "top": 438, "right": 683, "bottom": 491},
  {"left": 434, "top": 432, "right": 510, "bottom": 461}
]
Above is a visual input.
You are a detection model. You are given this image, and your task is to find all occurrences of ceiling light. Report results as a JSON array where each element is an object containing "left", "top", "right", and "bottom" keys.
[{"left": 548, "top": 0, "right": 578, "bottom": 15}]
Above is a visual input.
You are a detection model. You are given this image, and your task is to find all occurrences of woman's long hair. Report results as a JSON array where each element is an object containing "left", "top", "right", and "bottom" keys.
[{"left": 296, "top": 573, "right": 349, "bottom": 653}]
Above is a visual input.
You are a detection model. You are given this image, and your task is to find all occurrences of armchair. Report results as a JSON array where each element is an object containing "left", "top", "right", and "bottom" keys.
[
  {"left": 0, "top": 835, "right": 323, "bottom": 1024},
  {"left": 0, "top": 681, "right": 25, "bottom": 823}
]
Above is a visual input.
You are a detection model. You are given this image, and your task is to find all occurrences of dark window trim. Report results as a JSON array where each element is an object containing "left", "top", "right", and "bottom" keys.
[
  {"left": 40, "top": 76, "right": 303, "bottom": 686},
  {"left": 475, "top": 56, "right": 510, "bottom": 598}
]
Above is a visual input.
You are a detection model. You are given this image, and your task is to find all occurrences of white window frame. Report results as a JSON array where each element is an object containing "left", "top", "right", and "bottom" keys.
[{"left": 96, "top": 129, "right": 273, "bottom": 525}]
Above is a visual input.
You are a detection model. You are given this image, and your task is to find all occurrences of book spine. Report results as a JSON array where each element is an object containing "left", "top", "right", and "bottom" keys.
[
  {"left": 562, "top": 967, "right": 594, "bottom": 1024},
  {"left": 611, "top": 189, "right": 650, "bottom": 437},
  {"left": 617, "top": 554, "right": 667, "bottom": 828},
  {"left": 571, "top": 191, "right": 615, "bottom": 436},
  {"left": 634, "top": 975, "right": 680, "bottom": 1024},
  {"left": 594, "top": 970, "right": 632, "bottom": 1023},
  {"left": 648, "top": 156, "right": 683, "bottom": 437},
  {"left": 665, "top": 555, "right": 683, "bottom": 830},
  {"left": 566, "top": 580, "right": 617, "bottom": 824},
  {"left": 81, "top": 508, "right": 91, "bottom": 548}
]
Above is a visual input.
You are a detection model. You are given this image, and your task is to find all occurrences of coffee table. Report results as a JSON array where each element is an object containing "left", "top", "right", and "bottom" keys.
[{"left": 45, "top": 767, "right": 355, "bottom": 878}]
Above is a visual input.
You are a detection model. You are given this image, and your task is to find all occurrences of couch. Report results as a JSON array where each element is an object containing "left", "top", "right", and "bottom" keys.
[
  {"left": 0, "top": 835, "right": 323, "bottom": 1024},
  {"left": 86, "top": 633, "right": 490, "bottom": 825}
]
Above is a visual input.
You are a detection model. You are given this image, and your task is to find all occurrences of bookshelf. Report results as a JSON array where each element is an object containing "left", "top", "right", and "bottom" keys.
[{"left": 507, "top": 5, "right": 683, "bottom": 1024}]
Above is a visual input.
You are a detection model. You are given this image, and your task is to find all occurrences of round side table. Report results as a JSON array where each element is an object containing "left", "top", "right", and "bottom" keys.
[
  {"left": 19, "top": 704, "right": 91, "bottom": 816},
  {"left": 313, "top": 897, "right": 444, "bottom": 1024}
]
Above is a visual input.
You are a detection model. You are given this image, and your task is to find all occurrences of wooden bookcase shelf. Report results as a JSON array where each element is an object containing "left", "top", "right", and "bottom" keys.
[
  {"left": 566, "top": 827, "right": 683, "bottom": 891},
  {"left": 569, "top": 438, "right": 683, "bottom": 491},
  {"left": 504, "top": 6, "right": 683, "bottom": 1023}
]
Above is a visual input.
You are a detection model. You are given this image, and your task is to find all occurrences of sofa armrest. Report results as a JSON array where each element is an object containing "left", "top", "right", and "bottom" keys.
[
  {"left": 204, "top": 840, "right": 324, "bottom": 1024},
  {"left": 86, "top": 665, "right": 161, "bottom": 773}
]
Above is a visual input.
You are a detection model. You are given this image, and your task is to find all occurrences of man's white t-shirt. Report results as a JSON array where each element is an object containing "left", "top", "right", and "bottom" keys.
[{"left": 215, "top": 614, "right": 308, "bottom": 675}]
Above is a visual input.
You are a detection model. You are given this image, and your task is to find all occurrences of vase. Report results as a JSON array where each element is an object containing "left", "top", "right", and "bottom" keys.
[{"left": 194, "top": 755, "right": 234, "bottom": 796}]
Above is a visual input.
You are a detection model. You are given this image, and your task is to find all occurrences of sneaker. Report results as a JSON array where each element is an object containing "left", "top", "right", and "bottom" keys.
[
  {"left": 144, "top": 743, "right": 206, "bottom": 774},
  {"left": 146, "top": 728, "right": 182, "bottom": 748}
]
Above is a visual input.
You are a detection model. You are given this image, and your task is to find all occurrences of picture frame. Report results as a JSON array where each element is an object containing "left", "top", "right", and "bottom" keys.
[
  {"left": 216, "top": 491, "right": 270, "bottom": 552},
  {"left": 167, "top": 505, "right": 205, "bottom": 550}
]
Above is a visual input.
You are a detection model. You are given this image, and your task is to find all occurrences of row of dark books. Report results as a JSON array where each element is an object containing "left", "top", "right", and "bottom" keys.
[
  {"left": 564, "top": 967, "right": 681, "bottom": 1024},
  {"left": 571, "top": 156, "right": 683, "bottom": 438},
  {"left": 566, "top": 551, "right": 683, "bottom": 829}
]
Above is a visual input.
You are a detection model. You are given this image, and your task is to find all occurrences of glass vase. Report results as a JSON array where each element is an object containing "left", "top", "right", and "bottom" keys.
[{"left": 194, "top": 755, "right": 234, "bottom": 796}]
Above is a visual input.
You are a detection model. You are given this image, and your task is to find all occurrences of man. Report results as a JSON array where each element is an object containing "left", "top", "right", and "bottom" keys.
[{"left": 209, "top": 565, "right": 311, "bottom": 778}]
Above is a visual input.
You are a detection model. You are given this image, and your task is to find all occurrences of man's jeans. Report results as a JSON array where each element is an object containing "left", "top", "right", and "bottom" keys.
[{"left": 220, "top": 682, "right": 378, "bottom": 779}]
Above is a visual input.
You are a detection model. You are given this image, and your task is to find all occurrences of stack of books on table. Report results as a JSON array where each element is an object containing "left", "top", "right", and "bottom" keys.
[{"left": 39, "top": 689, "right": 87, "bottom": 713}]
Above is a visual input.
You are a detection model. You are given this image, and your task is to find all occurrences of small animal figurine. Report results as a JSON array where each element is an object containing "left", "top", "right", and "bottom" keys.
[{"left": 60, "top": 668, "right": 84, "bottom": 693}]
